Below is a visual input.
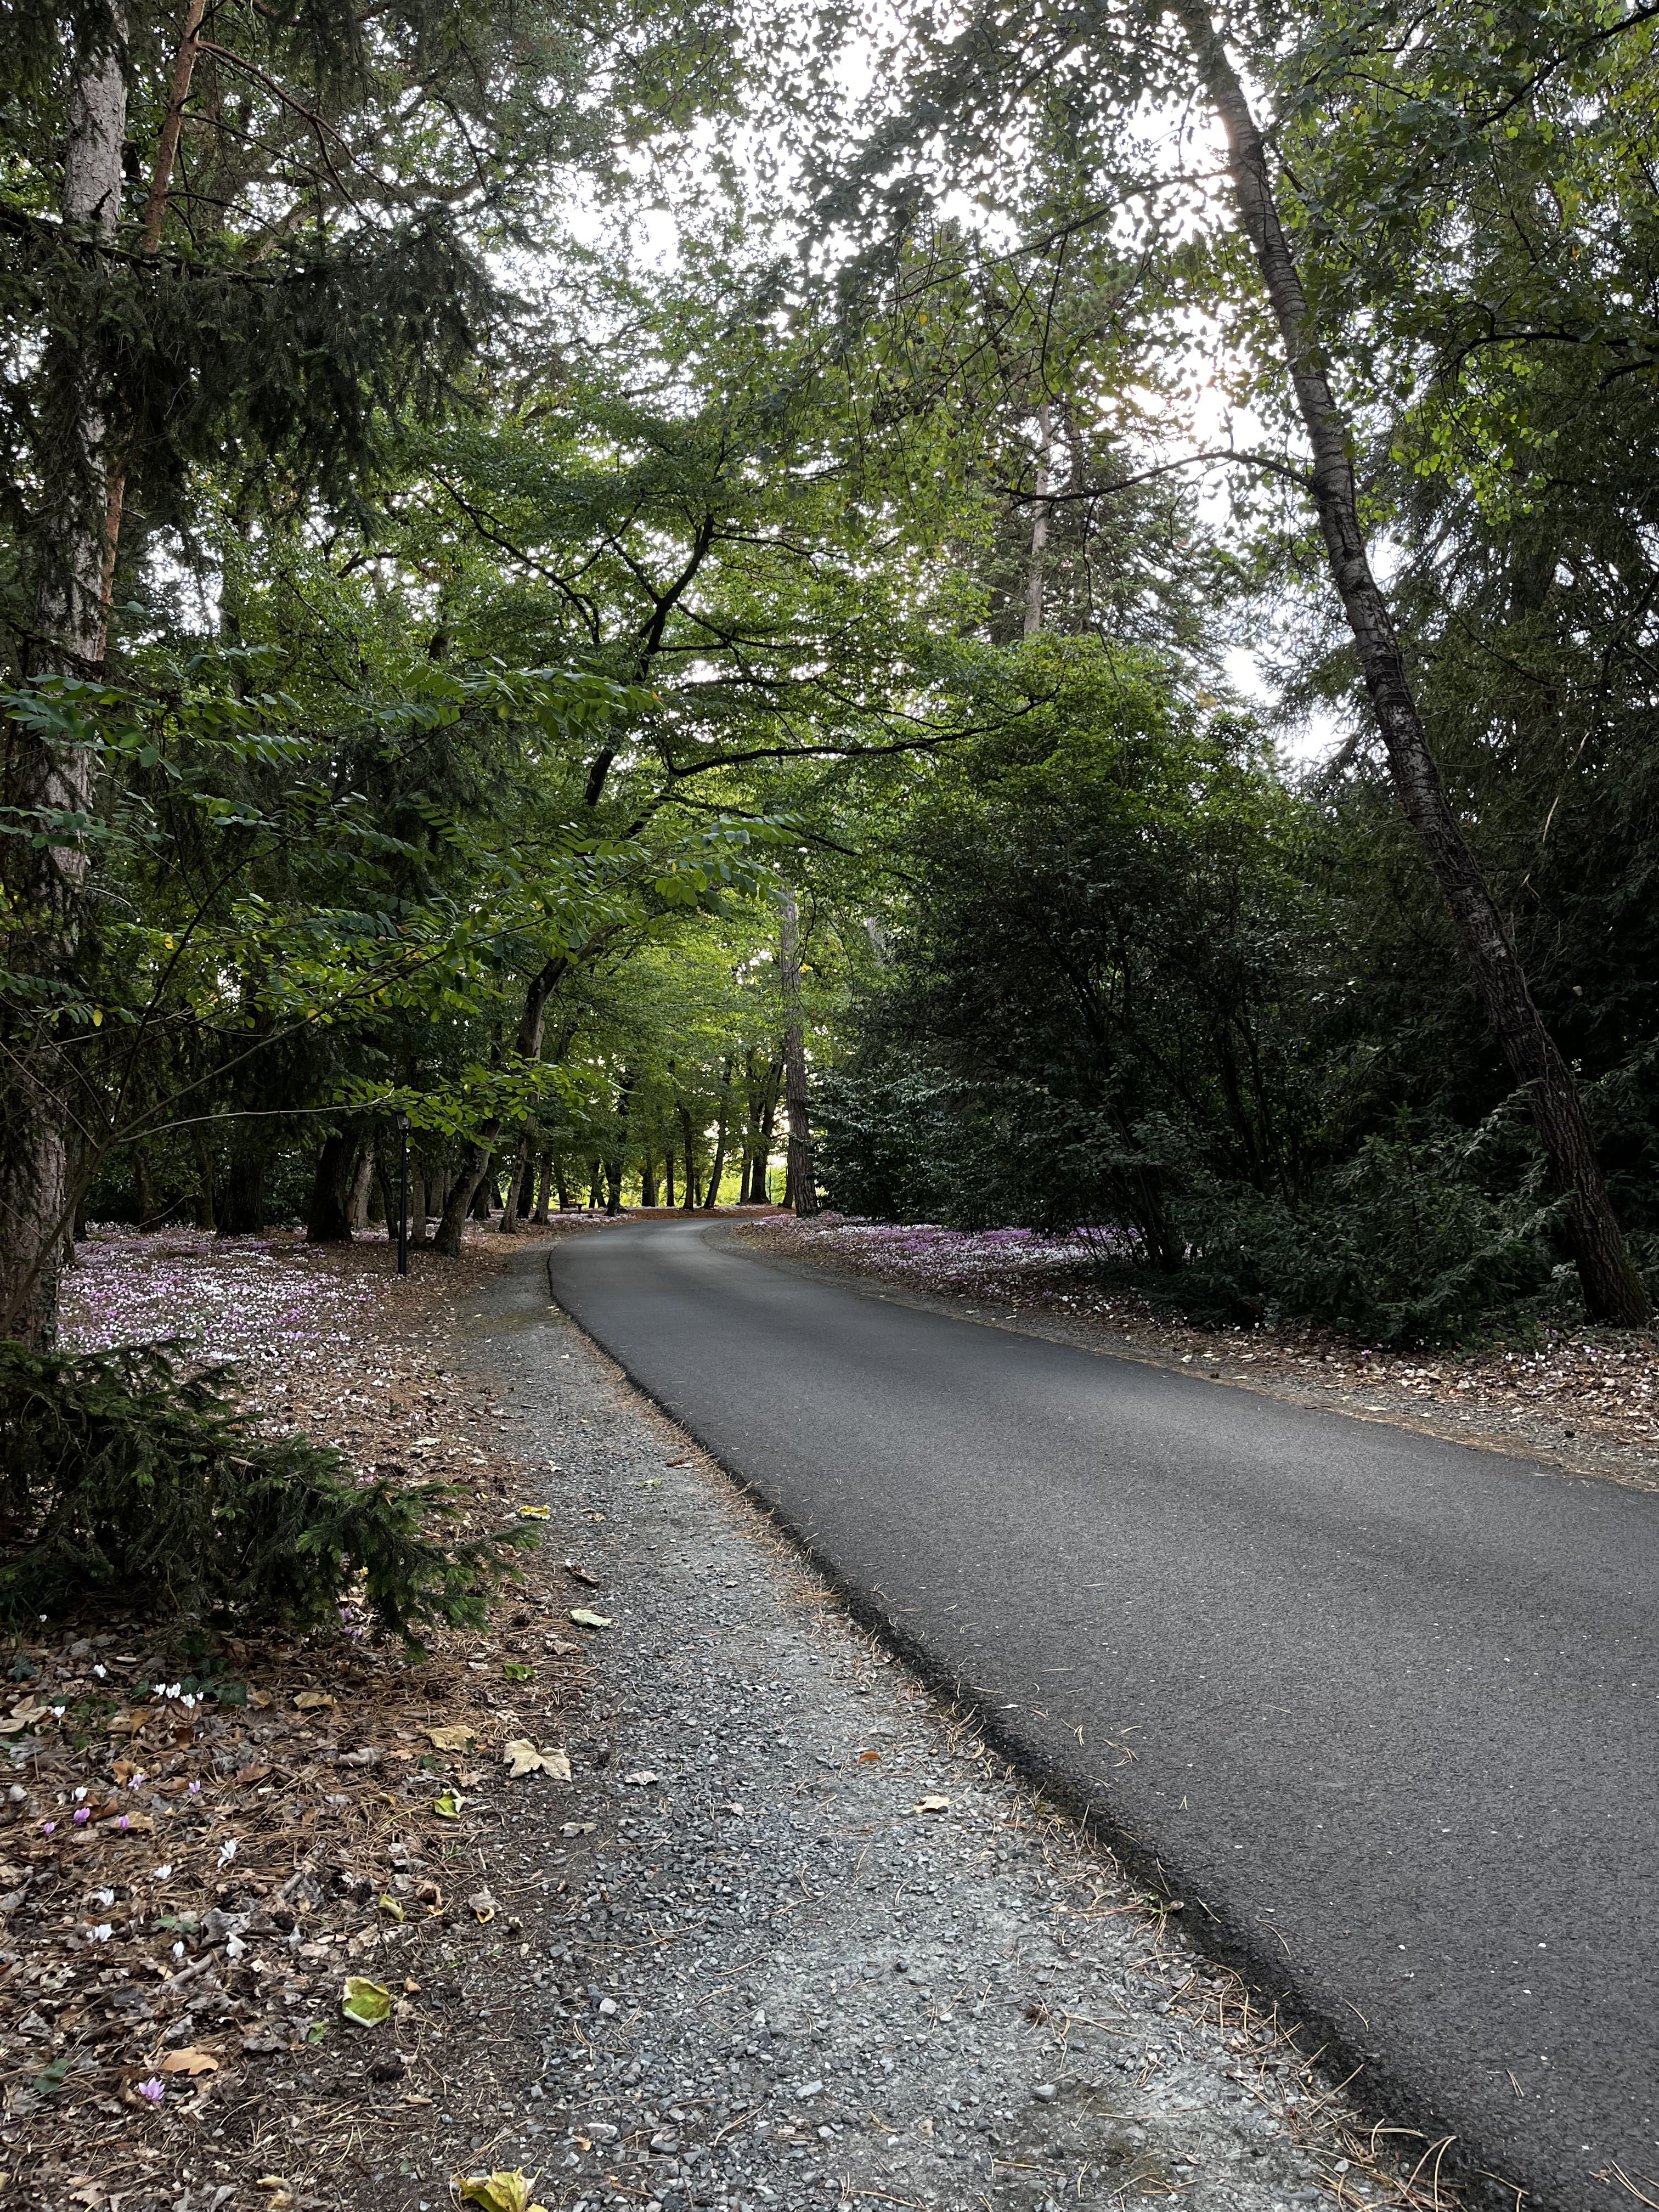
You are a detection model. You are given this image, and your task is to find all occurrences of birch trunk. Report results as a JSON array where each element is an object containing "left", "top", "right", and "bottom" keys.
[{"left": 1165, "top": 0, "right": 1651, "bottom": 1327}]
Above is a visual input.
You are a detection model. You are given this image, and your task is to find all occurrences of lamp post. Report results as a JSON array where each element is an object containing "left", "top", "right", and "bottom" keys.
[{"left": 394, "top": 1111, "right": 410, "bottom": 1278}]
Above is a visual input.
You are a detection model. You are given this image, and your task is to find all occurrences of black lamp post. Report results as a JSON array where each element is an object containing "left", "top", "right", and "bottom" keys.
[{"left": 394, "top": 1110, "right": 410, "bottom": 1277}]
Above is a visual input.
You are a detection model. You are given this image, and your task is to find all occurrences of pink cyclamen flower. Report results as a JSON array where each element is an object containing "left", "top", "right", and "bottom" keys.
[
  {"left": 188, "top": 1781, "right": 200, "bottom": 1795},
  {"left": 40, "top": 1821, "right": 55, "bottom": 1836},
  {"left": 72, "top": 1808, "right": 91, "bottom": 1826},
  {"left": 136, "top": 2078, "right": 165, "bottom": 2105},
  {"left": 116, "top": 1815, "right": 131, "bottom": 1832}
]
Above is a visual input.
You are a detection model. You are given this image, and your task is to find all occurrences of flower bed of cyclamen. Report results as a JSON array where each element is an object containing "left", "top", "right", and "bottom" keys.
[{"left": 744, "top": 1214, "right": 1115, "bottom": 1301}]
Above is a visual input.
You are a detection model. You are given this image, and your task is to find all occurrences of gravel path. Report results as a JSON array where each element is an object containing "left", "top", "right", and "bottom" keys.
[{"left": 452, "top": 1241, "right": 1421, "bottom": 2212}]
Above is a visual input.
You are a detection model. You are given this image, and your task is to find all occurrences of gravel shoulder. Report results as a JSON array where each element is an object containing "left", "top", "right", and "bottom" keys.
[
  {"left": 722, "top": 1220, "right": 1659, "bottom": 1496},
  {"left": 444, "top": 1235, "right": 1472, "bottom": 2212}
]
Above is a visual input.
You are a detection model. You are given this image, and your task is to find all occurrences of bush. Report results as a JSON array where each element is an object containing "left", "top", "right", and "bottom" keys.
[
  {"left": 0, "top": 1341, "right": 534, "bottom": 1641},
  {"left": 1163, "top": 1119, "right": 1578, "bottom": 1344}
]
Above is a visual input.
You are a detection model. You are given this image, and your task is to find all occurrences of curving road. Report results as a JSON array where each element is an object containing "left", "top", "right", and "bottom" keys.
[{"left": 544, "top": 1220, "right": 1659, "bottom": 2211}]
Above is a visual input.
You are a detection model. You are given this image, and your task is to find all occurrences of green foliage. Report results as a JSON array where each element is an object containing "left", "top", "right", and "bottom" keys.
[
  {"left": 0, "top": 1340, "right": 534, "bottom": 1639},
  {"left": 1164, "top": 1118, "right": 1575, "bottom": 1344}
]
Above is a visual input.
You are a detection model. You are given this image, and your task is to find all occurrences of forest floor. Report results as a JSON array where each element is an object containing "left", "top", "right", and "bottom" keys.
[
  {"left": 3, "top": 1218, "right": 1494, "bottom": 2212},
  {"left": 729, "top": 1216, "right": 1659, "bottom": 1497}
]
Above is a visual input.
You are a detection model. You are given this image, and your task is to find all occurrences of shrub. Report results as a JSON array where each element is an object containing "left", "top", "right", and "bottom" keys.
[
  {"left": 1163, "top": 1120, "right": 1578, "bottom": 1344},
  {"left": 0, "top": 1341, "right": 534, "bottom": 1641}
]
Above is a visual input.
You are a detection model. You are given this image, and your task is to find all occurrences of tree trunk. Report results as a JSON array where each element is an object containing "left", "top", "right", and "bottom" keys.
[
  {"left": 131, "top": 1143, "right": 156, "bottom": 1229},
  {"left": 1024, "top": 400, "right": 1051, "bottom": 637},
  {"left": 780, "top": 890, "right": 818, "bottom": 1216},
  {"left": 605, "top": 1074, "right": 634, "bottom": 1217},
  {"left": 501, "top": 1124, "right": 535, "bottom": 1234},
  {"left": 0, "top": 12, "right": 128, "bottom": 1346},
  {"left": 664, "top": 1149, "right": 676, "bottom": 1208},
  {"left": 347, "top": 1144, "right": 375, "bottom": 1232},
  {"left": 676, "top": 1103, "right": 701, "bottom": 1209},
  {"left": 1167, "top": 0, "right": 1651, "bottom": 1328},
  {"left": 191, "top": 1130, "right": 215, "bottom": 1233},
  {"left": 434, "top": 953, "right": 569, "bottom": 1256},
  {"left": 469, "top": 1159, "right": 497, "bottom": 1221},
  {"left": 306, "top": 1132, "right": 356, "bottom": 1244},
  {"left": 755, "top": 1053, "right": 783, "bottom": 1203},
  {"left": 218, "top": 1135, "right": 266, "bottom": 1239},
  {"left": 640, "top": 1155, "right": 658, "bottom": 1207},
  {"left": 703, "top": 1059, "right": 734, "bottom": 1210},
  {"left": 555, "top": 1155, "right": 572, "bottom": 1212},
  {"left": 408, "top": 1166, "right": 427, "bottom": 1246},
  {"left": 533, "top": 1152, "right": 553, "bottom": 1223}
]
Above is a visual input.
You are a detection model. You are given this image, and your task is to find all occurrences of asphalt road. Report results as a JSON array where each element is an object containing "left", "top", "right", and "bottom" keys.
[{"left": 544, "top": 1221, "right": 1659, "bottom": 2211}]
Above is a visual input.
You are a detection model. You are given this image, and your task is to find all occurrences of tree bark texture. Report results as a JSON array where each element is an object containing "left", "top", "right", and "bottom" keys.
[
  {"left": 347, "top": 1144, "right": 375, "bottom": 1232},
  {"left": 434, "top": 955, "right": 568, "bottom": 1255},
  {"left": 1166, "top": 0, "right": 1652, "bottom": 1327},
  {"left": 703, "top": 1059, "right": 733, "bottom": 1210},
  {"left": 217, "top": 1138, "right": 267, "bottom": 1239},
  {"left": 0, "top": 11, "right": 128, "bottom": 1345},
  {"left": 780, "top": 890, "right": 818, "bottom": 1216},
  {"left": 500, "top": 1123, "right": 535, "bottom": 1233},
  {"left": 306, "top": 1132, "right": 356, "bottom": 1245}
]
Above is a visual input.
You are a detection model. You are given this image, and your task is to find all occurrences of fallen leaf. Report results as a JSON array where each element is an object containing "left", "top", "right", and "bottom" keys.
[
  {"left": 545, "top": 1638, "right": 582, "bottom": 1656},
  {"left": 915, "top": 1793, "right": 951, "bottom": 1814},
  {"left": 503, "top": 1740, "right": 571, "bottom": 1781},
  {"left": 568, "top": 1609, "right": 612, "bottom": 1630},
  {"left": 234, "top": 1764, "right": 273, "bottom": 1786},
  {"left": 255, "top": 2182, "right": 295, "bottom": 2209},
  {"left": 560, "top": 1821, "right": 596, "bottom": 1838},
  {"left": 158, "top": 2047, "right": 219, "bottom": 2076},
  {"left": 293, "top": 1692, "right": 335, "bottom": 1712},
  {"left": 456, "top": 2172, "right": 548, "bottom": 2212},
  {"left": 376, "top": 1894, "right": 405, "bottom": 1921},
  {"left": 501, "top": 1661, "right": 533, "bottom": 1683},
  {"left": 517, "top": 1505, "right": 550, "bottom": 1521},
  {"left": 622, "top": 1770, "right": 660, "bottom": 1787},
  {"left": 426, "top": 1724, "right": 475, "bottom": 1752},
  {"left": 340, "top": 1976, "right": 392, "bottom": 2028},
  {"left": 466, "top": 1888, "right": 498, "bottom": 1923},
  {"left": 563, "top": 1560, "right": 603, "bottom": 1588},
  {"left": 857, "top": 1750, "right": 881, "bottom": 1764},
  {"left": 432, "top": 1792, "right": 465, "bottom": 1819}
]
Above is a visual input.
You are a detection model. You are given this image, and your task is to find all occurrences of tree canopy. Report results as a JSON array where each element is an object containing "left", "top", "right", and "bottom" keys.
[{"left": 2, "top": 0, "right": 1656, "bottom": 1350}]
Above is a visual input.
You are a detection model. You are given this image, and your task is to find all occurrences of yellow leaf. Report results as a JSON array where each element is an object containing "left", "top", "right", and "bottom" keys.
[
  {"left": 426, "top": 1724, "right": 475, "bottom": 1752},
  {"left": 517, "top": 1505, "right": 550, "bottom": 1520},
  {"left": 503, "top": 1740, "right": 572, "bottom": 1781},
  {"left": 568, "top": 1608, "right": 611, "bottom": 1630},
  {"left": 293, "top": 1692, "right": 335, "bottom": 1712},
  {"left": 433, "top": 1792, "right": 465, "bottom": 1819},
  {"left": 341, "top": 1976, "right": 391, "bottom": 2027},
  {"left": 457, "top": 2171, "right": 548, "bottom": 2212},
  {"left": 159, "top": 2047, "right": 219, "bottom": 2075}
]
